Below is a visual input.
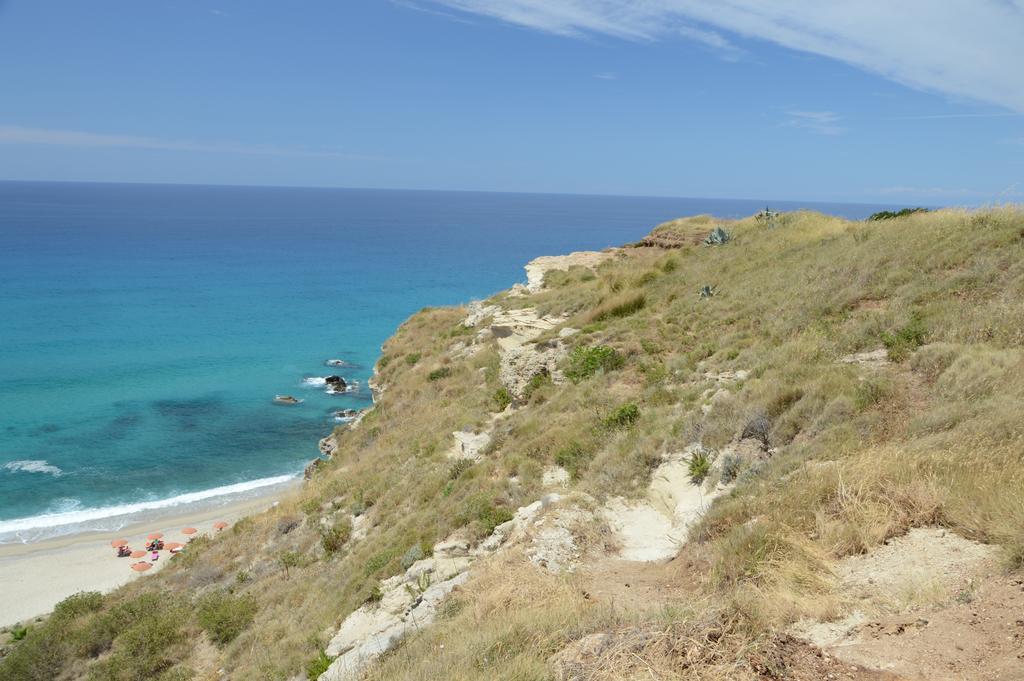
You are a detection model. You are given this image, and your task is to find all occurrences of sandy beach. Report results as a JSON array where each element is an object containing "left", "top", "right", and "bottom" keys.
[{"left": 0, "top": 482, "right": 299, "bottom": 627}]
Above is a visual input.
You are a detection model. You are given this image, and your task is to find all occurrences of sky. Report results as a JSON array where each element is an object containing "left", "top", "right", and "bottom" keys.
[{"left": 0, "top": 0, "right": 1022, "bottom": 204}]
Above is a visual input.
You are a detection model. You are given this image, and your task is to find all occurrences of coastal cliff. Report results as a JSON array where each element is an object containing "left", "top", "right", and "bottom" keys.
[{"left": 4, "top": 208, "right": 1024, "bottom": 681}]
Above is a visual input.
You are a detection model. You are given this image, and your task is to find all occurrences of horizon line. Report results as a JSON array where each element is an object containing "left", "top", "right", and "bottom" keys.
[{"left": 0, "top": 177, "right": 920, "bottom": 209}]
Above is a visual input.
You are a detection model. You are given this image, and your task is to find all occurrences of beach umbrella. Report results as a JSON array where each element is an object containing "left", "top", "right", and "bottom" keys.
[
  {"left": 110, "top": 538, "right": 128, "bottom": 548},
  {"left": 213, "top": 521, "right": 228, "bottom": 531},
  {"left": 146, "top": 532, "right": 163, "bottom": 540},
  {"left": 165, "top": 542, "right": 184, "bottom": 550},
  {"left": 181, "top": 527, "right": 198, "bottom": 535},
  {"left": 130, "top": 550, "right": 147, "bottom": 558},
  {"left": 131, "top": 562, "right": 152, "bottom": 572}
]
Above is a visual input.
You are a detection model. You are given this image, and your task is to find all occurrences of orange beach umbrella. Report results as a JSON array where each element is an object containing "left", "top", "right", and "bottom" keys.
[
  {"left": 213, "top": 521, "right": 228, "bottom": 531},
  {"left": 110, "top": 538, "right": 128, "bottom": 548},
  {"left": 146, "top": 532, "right": 163, "bottom": 540},
  {"left": 130, "top": 550, "right": 147, "bottom": 558},
  {"left": 130, "top": 562, "right": 152, "bottom": 572},
  {"left": 181, "top": 527, "right": 197, "bottom": 535},
  {"left": 165, "top": 542, "right": 184, "bottom": 550}
]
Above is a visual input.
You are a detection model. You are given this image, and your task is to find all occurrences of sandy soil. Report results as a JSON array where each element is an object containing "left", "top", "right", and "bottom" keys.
[{"left": 0, "top": 485, "right": 296, "bottom": 626}]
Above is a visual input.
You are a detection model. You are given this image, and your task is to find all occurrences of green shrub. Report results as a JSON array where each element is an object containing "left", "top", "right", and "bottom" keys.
[
  {"left": 720, "top": 452, "right": 744, "bottom": 484},
  {"left": 522, "top": 371, "right": 551, "bottom": 400},
  {"left": 427, "top": 366, "right": 452, "bottom": 381},
  {"left": 448, "top": 457, "right": 474, "bottom": 480},
  {"left": 554, "top": 443, "right": 591, "bottom": 480},
  {"left": 854, "top": 376, "right": 891, "bottom": 410},
  {"left": 53, "top": 592, "right": 104, "bottom": 620},
  {"left": 882, "top": 312, "right": 926, "bottom": 361},
  {"left": 704, "top": 227, "right": 731, "bottom": 245},
  {"left": 462, "top": 493, "right": 514, "bottom": 535},
  {"left": 405, "top": 353, "right": 421, "bottom": 366},
  {"left": 400, "top": 544, "right": 426, "bottom": 570},
  {"left": 10, "top": 623, "right": 29, "bottom": 641},
  {"left": 196, "top": 592, "right": 258, "bottom": 646},
  {"left": 565, "top": 345, "right": 624, "bottom": 383},
  {"left": 86, "top": 603, "right": 190, "bottom": 681},
  {"left": 279, "top": 551, "right": 303, "bottom": 579},
  {"left": 377, "top": 355, "right": 392, "bottom": 370},
  {"left": 868, "top": 207, "right": 929, "bottom": 221},
  {"left": 688, "top": 449, "right": 712, "bottom": 484},
  {"left": 603, "top": 403, "right": 640, "bottom": 430},
  {"left": 321, "top": 516, "right": 353, "bottom": 554},
  {"left": 661, "top": 257, "right": 678, "bottom": 273},
  {"left": 634, "top": 270, "right": 659, "bottom": 287},
  {"left": 593, "top": 293, "right": 646, "bottom": 321},
  {"left": 307, "top": 651, "right": 335, "bottom": 679},
  {"left": 364, "top": 549, "right": 397, "bottom": 576},
  {"left": 492, "top": 387, "right": 512, "bottom": 411}
]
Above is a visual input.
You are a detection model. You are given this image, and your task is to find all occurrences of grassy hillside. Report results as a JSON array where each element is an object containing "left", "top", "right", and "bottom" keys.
[{"left": 2, "top": 207, "right": 1022, "bottom": 680}]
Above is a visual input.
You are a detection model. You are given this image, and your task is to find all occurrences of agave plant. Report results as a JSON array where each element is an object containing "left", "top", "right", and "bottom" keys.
[
  {"left": 699, "top": 285, "right": 716, "bottom": 299},
  {"left": 704, "top": 226, "right": 731, "bottom": 245}
]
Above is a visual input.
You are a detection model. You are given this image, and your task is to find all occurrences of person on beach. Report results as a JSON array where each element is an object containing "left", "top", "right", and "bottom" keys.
[{"left": 151, "top": 551, "right": 159, "bottom": 561}]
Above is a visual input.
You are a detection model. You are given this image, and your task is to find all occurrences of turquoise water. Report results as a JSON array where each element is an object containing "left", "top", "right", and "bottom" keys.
[{"left": 0, "top": 182, "right": 897, "bottom": 542}]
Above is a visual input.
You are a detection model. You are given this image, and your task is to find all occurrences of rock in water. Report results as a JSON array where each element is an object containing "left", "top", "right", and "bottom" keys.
[
  {"left": 324, "top": 375, "right": 347, "bottom": 388},
  {"left": 325, "top": 359, "right": 349, "bottom": 367},
  {"left": 274, "top": 395, "right": 301, "bottom": 405}
]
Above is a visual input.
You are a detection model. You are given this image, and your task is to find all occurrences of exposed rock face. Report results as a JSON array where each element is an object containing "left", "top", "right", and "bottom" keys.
[
  {"left": 319, "top": 434, "right": 339, "bottom": 457},
  {"left": 524, "top": 251, "right": 614, "bottom": 293},
  {"left": 463, "top": 301, "right": 500, "bottom": 328},
  {"left": 489, "top": 307, "right": 569, "bottom": 398},
  {"left": 838, "top": 348, "right": 889, "bottom": 367},
  {"left": 303, "top": 458, "right": 325, "bottom": 480},
  {"left": 320, "top": 494, "right": 564, "bottom": 681},
  {"left": 448, "top": 429, "right": 491, "bottom": 461},
  {"left": 602, "top": 447, "right": 726, "bottom": 562}
]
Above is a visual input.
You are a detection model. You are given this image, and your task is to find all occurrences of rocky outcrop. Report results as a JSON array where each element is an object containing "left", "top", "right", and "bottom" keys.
[
  {"left": 524, "top": 251, "right": 614, "bottom": 293},
  {"left": 489, "top": 307, "right": 570, "bottom": 398},
  {"left": 324, "top": 375, "right": 346, "bottom": 390},
  {"left": 838, "top": 348, "right": 889, "bottom": 368},
  {"left": 463, "top": 301, "right": 500, "bottom": 328},
  {"left": 273, "top": 395, "right": 302, "bottom": 405},
  {"left": 448, "top": 429, "right": 491, "bottom": 461},
  {"left": 602, "top": 446, "right": 726, "bottom": 562},
  {"left": 304, "top": 458, "right": 326, "bottom": 480},
  {"left": 319, "top": 434, "right": 339, "bottom": 457},
  {"left": 320, "top": 494, "right": 565, "bottom": 681}
]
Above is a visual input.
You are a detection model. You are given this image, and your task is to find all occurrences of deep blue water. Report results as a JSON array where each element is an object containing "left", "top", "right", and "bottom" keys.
[{"left": 0, "top": 181, "right": 898, "bottom": 542}]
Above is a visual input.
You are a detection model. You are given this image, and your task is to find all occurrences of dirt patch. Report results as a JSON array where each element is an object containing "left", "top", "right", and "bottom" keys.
[
  {"left": 828, "top": 575, "right": 1024, "bottom": 680},
  {"left": 836, "top": 528, "right": 998, "bottom": 612},
  {"left": 792, "top": 528, "right": 1017, "bottom": 680}
]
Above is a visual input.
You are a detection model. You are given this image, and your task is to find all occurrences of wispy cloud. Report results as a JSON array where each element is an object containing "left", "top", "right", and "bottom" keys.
[
  {"left": 877, "top": 185, "right": 1007, "bottom": 199},
  {"left": 0, "top": 125, "right": 385, "bottom": 160},
  {"left": 416, "top": 1, "right": 1024, "bottom": 112},
  {"left": 784, "top": 110, "right": 845, "bottom": 136},
  {"left": 888, "top": 112, "right": 1024, "bottom": 121},
  {"left": 594, "top": 71, "right": 617, "bottom": 80}
]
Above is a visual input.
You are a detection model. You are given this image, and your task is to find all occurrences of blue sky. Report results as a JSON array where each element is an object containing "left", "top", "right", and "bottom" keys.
[{"left": 0, "top": 0, "right": 1022, "bottom": 204}]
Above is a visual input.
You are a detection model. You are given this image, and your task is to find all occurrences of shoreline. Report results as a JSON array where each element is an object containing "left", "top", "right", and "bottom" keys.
[{"left": 0, "top": 478, "right": 300, "bottom": 627}]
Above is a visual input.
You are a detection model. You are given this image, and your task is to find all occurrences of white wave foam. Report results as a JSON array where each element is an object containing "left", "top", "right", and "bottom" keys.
[
  {"left": 0, "top": 474, "right": 296, "bottom": 540},
  {"left": 302, "top": 376, "right": 327, "bottom": 387},
  {"left": 3, "top": 459, "right": 63, "bottom": 476}
]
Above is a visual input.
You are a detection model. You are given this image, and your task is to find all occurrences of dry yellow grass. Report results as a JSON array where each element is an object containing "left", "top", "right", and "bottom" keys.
[{"left": 3, "top": 206, "right": 1023, "bottom": 680}]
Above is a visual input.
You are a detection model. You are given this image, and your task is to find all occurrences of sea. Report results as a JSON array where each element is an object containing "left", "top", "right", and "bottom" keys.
[{"left": 0, "top": 181, "right": 900, "bottom": 543}]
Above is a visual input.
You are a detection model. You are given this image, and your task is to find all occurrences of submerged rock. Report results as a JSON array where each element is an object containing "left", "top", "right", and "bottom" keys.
[
  {"left": 273, "top": 395, "right": 301, "bottom": 405},
  {"left": 325, "top": 359, "right": 351, "bottom": 368}
]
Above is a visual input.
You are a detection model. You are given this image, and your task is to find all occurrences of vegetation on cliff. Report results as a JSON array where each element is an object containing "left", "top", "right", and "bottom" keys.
[{"left": 2, "top": 207, "right": 1023, "bottom": 680}]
